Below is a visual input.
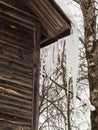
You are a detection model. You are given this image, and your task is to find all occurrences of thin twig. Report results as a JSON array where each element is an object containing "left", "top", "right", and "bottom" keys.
[{"left": 42, "top": 73, "right": 81, "bottom": 101}]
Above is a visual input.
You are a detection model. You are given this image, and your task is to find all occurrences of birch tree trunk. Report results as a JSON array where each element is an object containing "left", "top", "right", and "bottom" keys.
[{"left": 80, "top": 1, "right": 98, "bottom": 129}]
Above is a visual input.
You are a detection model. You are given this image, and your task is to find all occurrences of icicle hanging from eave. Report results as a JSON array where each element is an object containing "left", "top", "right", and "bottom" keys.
[
  {"left": 40, "top": 42, "right": 60, "bottom": 77},
  {"left": 55, "top": 0, "right": 80, "bottom": 111},
  {"left": 64, "top": 24, "right": 79, "bottom": 111},
  {"left": 40, "top": 27, "right": 79, "bottom": 112},
  {"left": 71, "top": 25, "right": 79, "bottom": 110}
]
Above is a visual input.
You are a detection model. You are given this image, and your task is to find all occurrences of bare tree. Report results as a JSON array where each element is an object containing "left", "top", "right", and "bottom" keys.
[
  {"left": 39, "top": 43, "right": 68, "bottom": 130},
  {"left": 39, "top": 40, "right": 90, "bottom": 130},
  {"left": 72, "top": 0, "right": 98, "bottom": 129},
  {"left": 39, "top": 1, "right": 98, "bottom": 129}
]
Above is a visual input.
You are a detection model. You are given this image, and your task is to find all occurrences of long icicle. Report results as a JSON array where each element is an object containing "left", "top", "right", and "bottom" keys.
[{"left": 65, "top": 24, "right": 79, "bottom": 112}]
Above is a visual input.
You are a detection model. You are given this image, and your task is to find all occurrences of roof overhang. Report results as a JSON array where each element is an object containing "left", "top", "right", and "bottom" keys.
[
  {"left": 21, "top": 0, "right": 71, "bottom": 47},
  {"left": 0, "top": 0, "right": 71, "bottom": 47}
]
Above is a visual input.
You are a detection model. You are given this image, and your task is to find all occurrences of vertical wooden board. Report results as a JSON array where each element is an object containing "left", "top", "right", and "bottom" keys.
[{"left": 32, "top": 23, "right": 41, "bottom": 130}]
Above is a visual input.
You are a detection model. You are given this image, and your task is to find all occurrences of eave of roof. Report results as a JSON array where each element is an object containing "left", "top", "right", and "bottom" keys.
[
  {"left": 0, "top": 0, "right": 71, "bottom": 47},
  {"left": 21, "top": 0, "right": 71, "bottom": 47}
]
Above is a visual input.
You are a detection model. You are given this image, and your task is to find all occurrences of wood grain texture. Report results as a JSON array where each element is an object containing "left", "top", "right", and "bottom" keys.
[{"left": 0, "top": 1, "right": 41, "bottom": 130}]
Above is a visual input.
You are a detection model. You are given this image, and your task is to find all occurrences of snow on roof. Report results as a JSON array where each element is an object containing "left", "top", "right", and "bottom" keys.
[{"left": 55, "top": 0, "right": 77, "bottom": 26}]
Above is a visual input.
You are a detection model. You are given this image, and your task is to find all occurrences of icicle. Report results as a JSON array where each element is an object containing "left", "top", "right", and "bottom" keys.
[
  {"left": 40, "top": 42, "right": 59, "bottom": 77},
  {"left": 53, "top": 43, "right": 58, "bottom": 68},
  {"left": 41, "top": 28, "right": 79, "bottom": 113},
  {"left": 72, "top": 25, "right": 79, "bottom": 111},
  {"left": 65, "top": 24, "right": 79, "bottom": 112},
  {"left": 55, "top": 0, "right": 80, "bottom": 112},
  {"left": 57, "top": 40, "right": 62, "bottom": 66}
]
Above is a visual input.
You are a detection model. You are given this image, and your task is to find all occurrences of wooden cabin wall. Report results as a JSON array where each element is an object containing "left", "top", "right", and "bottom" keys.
[
  {"left": 0, "top": 0, "right": 33, "bottom": 13},
  {"left": 0, "top": 1, "right": 40, "bottom": 130},
  {"left": 0, "top": 23, "right": 33, "bottom": 130}
]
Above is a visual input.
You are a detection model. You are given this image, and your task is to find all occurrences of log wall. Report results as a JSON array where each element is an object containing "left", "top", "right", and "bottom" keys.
[{"left": 0, "top": 1, "right": 40, "bottom": 130}]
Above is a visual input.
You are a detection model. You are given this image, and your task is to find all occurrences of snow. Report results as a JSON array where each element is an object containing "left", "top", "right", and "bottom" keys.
[
  {"left": 55, "top": 0, "right": 78, "bottom": 25},
  {"left": 80, "top": 94, "right": 95, "bottom": 111},
  {"left": 89, "top": 36, "right": 94, "bottom": 41}
]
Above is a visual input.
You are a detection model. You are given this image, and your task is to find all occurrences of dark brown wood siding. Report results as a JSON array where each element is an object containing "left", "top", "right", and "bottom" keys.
[
  {"left": 0, "top": 2, "right": 40, "bottom": 130},
  {"left": 0, "top": 0, "right": 33, "bottom": 13}
]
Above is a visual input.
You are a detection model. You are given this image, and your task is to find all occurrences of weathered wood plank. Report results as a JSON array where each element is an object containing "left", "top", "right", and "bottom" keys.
[
  {"left": 0, "top": 60, "right": 33, "bottom": 75},
  {"left": 0, "top": 63, "right": 32, "bottom": 79},
  {"left": 0, "top": 28, "right": 33, "bottom": 44},
  {"left": 0, "top": 79, "right": 32, "bottom": 95},
  {"left": 0, "top": 76, "right": 32, "bottom": 89},
  {"left": 0, "top": 119, "right": 31, "bottom": 130},
  {"left": 0, "top": 108, "right": 31, "bottom": 121},
  {"left": 0, "top": 85, "right": 32, "bottom": 100},
  {"left": 0, "top": 46, "right": 33, "bottom": 63},
  {"left": 0, "top": 97, "right": 32, "bottom": 110},
  {"left": 0, "top": 23, "right": 34, "bottom": 44},
  {"left": 0, "top": 101, "right": 31, "bottom": 115},
  {"left": 0, "top": 54, "right": 33, "bottom": 68},
  {"left": 0, "top": 32, "right": 33, "bottom": 51},
  {"left": 0, "top": 91, "right": 32, "bottom": 103},
  {"left": 0, "top": 98, "right": 31, "bottom": 114},
  {"left": 0, "top": 1, "right": 39, "bottom": 25},
  {"left": 0, "top": 117, "right": 31, "bottom": 126},
  {"left": 0, "top": 13, "right": 34, "bottom": 31},
  {"left": 0, "top": 67, "right": 32, "bottom": 84},
  {"left": 32, "top": 23, "right": 40, "bottom": 130}
]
